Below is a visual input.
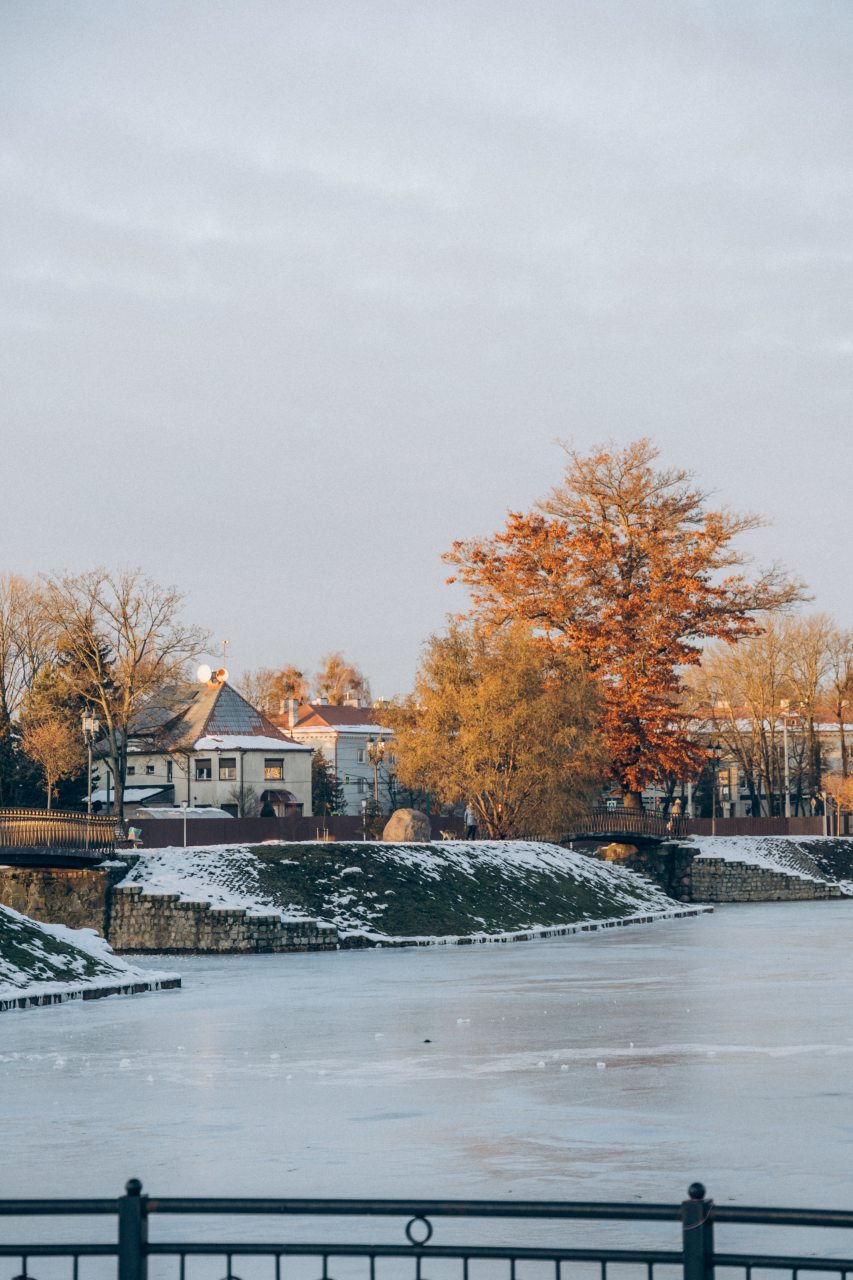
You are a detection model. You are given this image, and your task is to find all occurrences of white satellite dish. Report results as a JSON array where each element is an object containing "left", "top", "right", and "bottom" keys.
[
  {"left": 197, "top": 663, "right": 213, "bottom": 684},
  {"left": 215, "top": 667, "right": 229, "bottom": 683}
]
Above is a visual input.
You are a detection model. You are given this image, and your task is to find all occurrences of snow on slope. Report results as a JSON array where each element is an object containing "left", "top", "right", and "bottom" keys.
[
  {"left": 0, "top": 903, "right": 178, "bottom": 1003},
  {"left": 123, "top": 840, "right": 693, "bottom": 941},
  {"left": 687, "top": 836, "right": 853, "bottom": 893}
]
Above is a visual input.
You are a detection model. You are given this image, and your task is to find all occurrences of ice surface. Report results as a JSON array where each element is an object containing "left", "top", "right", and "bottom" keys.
[{"left": 4, "top": 901, "right": 853, "bottom": 1217}]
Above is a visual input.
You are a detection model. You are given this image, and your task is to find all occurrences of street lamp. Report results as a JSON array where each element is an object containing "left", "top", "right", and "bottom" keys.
[
  {"left": 365, "top": 737, "right": 386, "bottom": 805},
  {"left": 710, "top": 742, "right": 723, "bottom": 836},
  {"left": 81, "top": 712, "right": 100, "bottom": 816}
]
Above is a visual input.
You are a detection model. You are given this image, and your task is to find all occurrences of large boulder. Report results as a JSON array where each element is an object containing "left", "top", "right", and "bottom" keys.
[{"left": 382, "top": 808, "right": 432, "bottom": 842}]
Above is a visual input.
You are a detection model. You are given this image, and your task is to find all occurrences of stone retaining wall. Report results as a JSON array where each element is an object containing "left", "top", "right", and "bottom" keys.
[
  {"left": 0, "top": 864, "right": 127, "bottom": 933},
  {"left": 689, "top": 858, "right": 843, "bottom": 902},
  {"left": 110, "top": 886, "right": 338, "bottom": 953}
]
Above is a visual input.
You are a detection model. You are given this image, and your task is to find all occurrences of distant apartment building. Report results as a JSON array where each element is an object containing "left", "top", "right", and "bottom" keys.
[{"left": 269, "top": 700, "right": 396, "bottom": 813}]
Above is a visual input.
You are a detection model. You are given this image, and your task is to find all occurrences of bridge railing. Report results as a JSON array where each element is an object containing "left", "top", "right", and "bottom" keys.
[
  {"left": 3, "top": 1179, "right": 853, "bottom": 1280},
  {"left": 0, "top": 808, "right": 115, "bottom": 852},
  {"left": 569, "top": 807, "right": 689, "bottom": 840}
]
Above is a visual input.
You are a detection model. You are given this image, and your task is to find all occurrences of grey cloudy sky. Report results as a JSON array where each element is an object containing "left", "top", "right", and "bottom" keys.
[{"left": 2, "top": 1, "right": 852, "bottom": 695}]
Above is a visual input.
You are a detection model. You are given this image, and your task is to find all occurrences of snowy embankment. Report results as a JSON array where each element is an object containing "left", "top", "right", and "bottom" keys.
[
  {"left": 687, "top": 836, "right": 853, "bottom": 894},
  {"left": 0, "top": 904, "right": 180, "bottom": 1012},
  {"left": 122, "top": 841, "right": 710, "bottom": 945}
]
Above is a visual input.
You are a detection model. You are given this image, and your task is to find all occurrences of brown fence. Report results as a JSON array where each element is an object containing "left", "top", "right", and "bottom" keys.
[
  {"left": 684, "top": 816, "right": 837, "bottom": 837},
  {"left": 134, "top": 813, "right": 466, "bottom": 848}
]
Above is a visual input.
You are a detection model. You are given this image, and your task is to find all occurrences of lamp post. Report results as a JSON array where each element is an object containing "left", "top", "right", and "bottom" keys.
[
  {"left": 710, "top": 742, "right": 723, "bottom": 836},
  {"left": 780, "top": 699, "right": 792, "bottom": 819},
  {"left": 81, "top": 712, "right": 100, "bottom": 816},
  {"left": 365, "top": 736, "right": 386, "bottom": 805}
]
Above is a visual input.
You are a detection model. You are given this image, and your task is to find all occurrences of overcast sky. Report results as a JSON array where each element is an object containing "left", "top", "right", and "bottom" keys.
[{"left": 2, "top": 1, "right": 852, "bottom": 696}]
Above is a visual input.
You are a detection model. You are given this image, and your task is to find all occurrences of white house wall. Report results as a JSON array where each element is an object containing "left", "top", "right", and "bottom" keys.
[{"left": 125, "top": 748, "right": 312, "bottom": 815}]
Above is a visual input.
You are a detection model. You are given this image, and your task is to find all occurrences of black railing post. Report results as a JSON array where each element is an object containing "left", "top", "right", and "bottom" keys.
[
  {"left": 118, "top": 1178, "right": 148, "bottom": 1280},
  {"left": 682, "top": 1182, "right": 714, "bottom": 1280}
]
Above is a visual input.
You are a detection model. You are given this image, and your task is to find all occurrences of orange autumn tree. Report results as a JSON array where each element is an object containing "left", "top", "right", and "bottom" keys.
[{"left": 446, "top": 439, "right": 804, "bottom": 807}]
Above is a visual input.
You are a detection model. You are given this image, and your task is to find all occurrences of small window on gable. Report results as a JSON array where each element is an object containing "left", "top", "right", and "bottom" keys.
[{"left": 356, "top": 748, "right": 365, "bottom": 764}]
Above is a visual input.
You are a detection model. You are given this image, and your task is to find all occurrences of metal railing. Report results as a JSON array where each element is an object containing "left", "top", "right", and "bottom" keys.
[
  {"left": 0, "top": 808, "right": 115, "bottom": 853},
  {"left": 3, "top": 1180, "right": 853, "bottom": 1280},
  {"left": 568, "top": 807, "right": 689, "bottom": 841}
]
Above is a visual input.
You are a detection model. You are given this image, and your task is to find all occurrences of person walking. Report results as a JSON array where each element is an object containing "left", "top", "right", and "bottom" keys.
[{"left": 464, "top": 802, "right": 478, "bottom": 841}]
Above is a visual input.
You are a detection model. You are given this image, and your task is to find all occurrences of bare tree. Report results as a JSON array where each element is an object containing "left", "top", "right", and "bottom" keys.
[
  {"left": 689, "top": 619, "right": 794, "bottom": 815},
  {"left": 314, "top": 652, "right": 371, "bottom": 705},
  {"left": 43, "top": 569, "right": 207, "bottom": 828},
  {"left": 0, "top": 574, "right": 54, "bottom": 728},
  {"left": 782, "top": 614, "right": 834, "bottom": 804},
  {"left": 240, "top": 665, "right": 309, "bottom": 713},
  {"left": 826, "top": 627, "right": 853, "bottom": 778},
  {"left": 0, "top": 575, "right": 56, "bottom": 804}
]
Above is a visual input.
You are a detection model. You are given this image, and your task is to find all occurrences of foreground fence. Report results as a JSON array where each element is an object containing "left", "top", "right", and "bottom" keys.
[
  {"left": 0, "top": 808, "right": 115, "bottom": 854},
  {"left": 4, "top": 1179, "right": 853, "bottom": 1280}
]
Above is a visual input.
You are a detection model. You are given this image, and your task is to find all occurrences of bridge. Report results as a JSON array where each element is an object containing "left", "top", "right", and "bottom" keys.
[
  {"left": 565, "top": 805, "right": 688, "bottom": 845},
  {"left": 0, "top": 808, "right": 115, "bottom": 867}
]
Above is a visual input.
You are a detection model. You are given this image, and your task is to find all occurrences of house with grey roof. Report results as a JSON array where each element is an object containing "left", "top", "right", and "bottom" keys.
[{"left": 96, "top": 675, "right": 313, "bottom": 817}]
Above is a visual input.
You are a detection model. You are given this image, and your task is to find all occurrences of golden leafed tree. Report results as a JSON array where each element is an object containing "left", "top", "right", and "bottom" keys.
[
  {"left": 446, "top": 439, "right": 804, "bottom": 806},
  {"left": 389, "top": 621, "right": 605, "bottom": 838},
  {"left": 21, "top": 718, "right": 84, "bottom": 811},
  {"left": 314, "top": 652, "right": 371, "bottom": 705}
]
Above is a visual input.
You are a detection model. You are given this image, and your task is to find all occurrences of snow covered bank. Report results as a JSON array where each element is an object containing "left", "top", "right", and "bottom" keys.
[
  {"left": 121, "top": 840, "right": 701, "bottom": 944},
  {"left": 687, "top": 836, "right": 853, "bottom": 893},
  {"left": 0, "top": 904, "right": 180, "bottom": 1012}
]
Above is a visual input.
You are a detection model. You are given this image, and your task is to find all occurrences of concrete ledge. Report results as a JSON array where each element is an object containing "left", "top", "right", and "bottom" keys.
[
  {"left": 342, "top": 904, "right": 714, "bottom": 948},
  {"left": 0, "top": 974, "right": 181, "bottom": 1013}
]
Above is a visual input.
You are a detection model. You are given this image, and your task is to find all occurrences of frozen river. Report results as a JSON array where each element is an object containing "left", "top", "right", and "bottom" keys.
[{"left": 4, "top": 901, "right": 853, "bottom": 1211}]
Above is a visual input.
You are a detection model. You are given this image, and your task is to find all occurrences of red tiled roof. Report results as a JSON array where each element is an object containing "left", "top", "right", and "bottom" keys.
[{"left": 270, "top": 703, "right": 392, "bottom": 732}]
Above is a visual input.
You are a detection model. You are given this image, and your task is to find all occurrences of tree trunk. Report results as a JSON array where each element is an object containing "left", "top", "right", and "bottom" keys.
[{"left": 622, "top": 791, "right": 643, "bottom": 811}]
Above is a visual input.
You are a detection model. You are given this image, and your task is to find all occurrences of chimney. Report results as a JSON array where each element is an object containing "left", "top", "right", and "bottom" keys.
[{"left": 287, "top": 698, "right": 299, "bottom": 729}]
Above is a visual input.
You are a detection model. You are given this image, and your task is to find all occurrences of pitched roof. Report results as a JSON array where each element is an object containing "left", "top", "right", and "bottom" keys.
[
  {"left": 131, "top": 681, "right": 300, "bottom": 753},
  {"left": 270, "top": 703, "right": 393, "bottom": 734}
]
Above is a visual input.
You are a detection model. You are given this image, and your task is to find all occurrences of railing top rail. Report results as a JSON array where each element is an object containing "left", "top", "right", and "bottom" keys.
[
  {"left": 0, "top": 1200, "right": 119, "bottom": 1216},
  {"left": 148, "top": 1197, "right": 683, "bottom": 1220},
  {"left": 0, "top": 809, "right": 114, "bottom": 825},
  {"left": 8, "top": 1193, "right": 853, "bottom": 1229},
  {"left": 0, "top": 1196, "right": 682, "bottom": 1221}
]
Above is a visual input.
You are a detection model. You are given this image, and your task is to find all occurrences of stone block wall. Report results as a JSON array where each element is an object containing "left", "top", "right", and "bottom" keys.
[
  {"left": 110, "top": 886, "right": 339, "bottom": 953},
  {"left": 689, "top": 858, "right": 843, "bottom": 902},
  {"left": 0, "top": 865, "right": 127, "bottom": 934}
]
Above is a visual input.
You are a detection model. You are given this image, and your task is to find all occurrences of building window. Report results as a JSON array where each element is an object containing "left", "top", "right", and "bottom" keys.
[
  {"left": 356, "top": 748, "right": 365, "bottom": 764},
  {"left": 357, "top": 777, "right": 367, "bottom": 793},
  {"left": 145, "top": 764, "right": 155, "bottom": 775},
  {"left": 219, "top": 757, "right": 237, "bottom": 781},
  {"left": 264, "top": 758, "right": 284, "bottom": 780},
  {"left": 166, "top": 760, "right": 173, "bottom": 782},
  {"left": 195, "top": 759, "right": 212, "bottom": 781},
  {"left": 127, "top": 765, "right": 136, "bottom": 777}
]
